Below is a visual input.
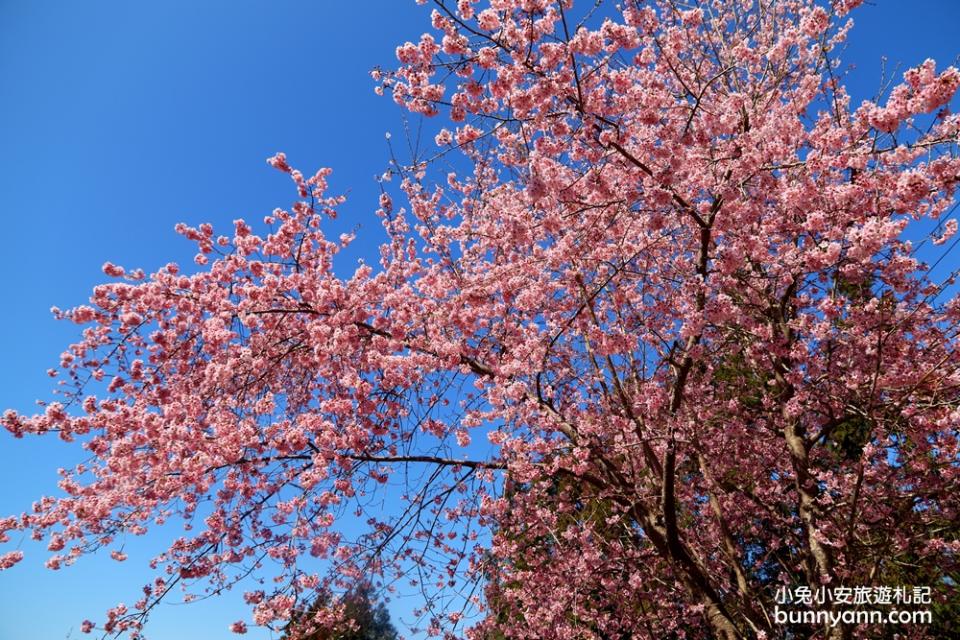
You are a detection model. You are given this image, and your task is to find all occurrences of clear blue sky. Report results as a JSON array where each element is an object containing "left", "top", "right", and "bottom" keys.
[{"left": 0, "top": 2, "right": 957, "bottom": 639}]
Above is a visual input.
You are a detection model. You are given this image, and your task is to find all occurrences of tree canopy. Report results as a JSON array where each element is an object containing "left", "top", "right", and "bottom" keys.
[
  {"left": 2, "top": 1, "right": 959, "bottom": 638},
  {"left": 282, "top": 583, "right": 398, "bottom": 640}
]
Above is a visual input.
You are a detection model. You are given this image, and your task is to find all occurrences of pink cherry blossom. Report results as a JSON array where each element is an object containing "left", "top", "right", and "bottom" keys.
[{"left": 3, "top": 2, "right": 959, "bottom": 640}]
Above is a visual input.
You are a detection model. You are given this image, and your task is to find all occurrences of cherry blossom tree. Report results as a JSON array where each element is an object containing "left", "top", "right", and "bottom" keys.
[{"left": 3, "top": 0, "right": 960, "bottom": 639}]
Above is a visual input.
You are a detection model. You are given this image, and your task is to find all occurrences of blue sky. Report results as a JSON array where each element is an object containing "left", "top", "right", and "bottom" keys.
[{"left": 0, "top": 1, "right": 958, "bottom": 639}]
